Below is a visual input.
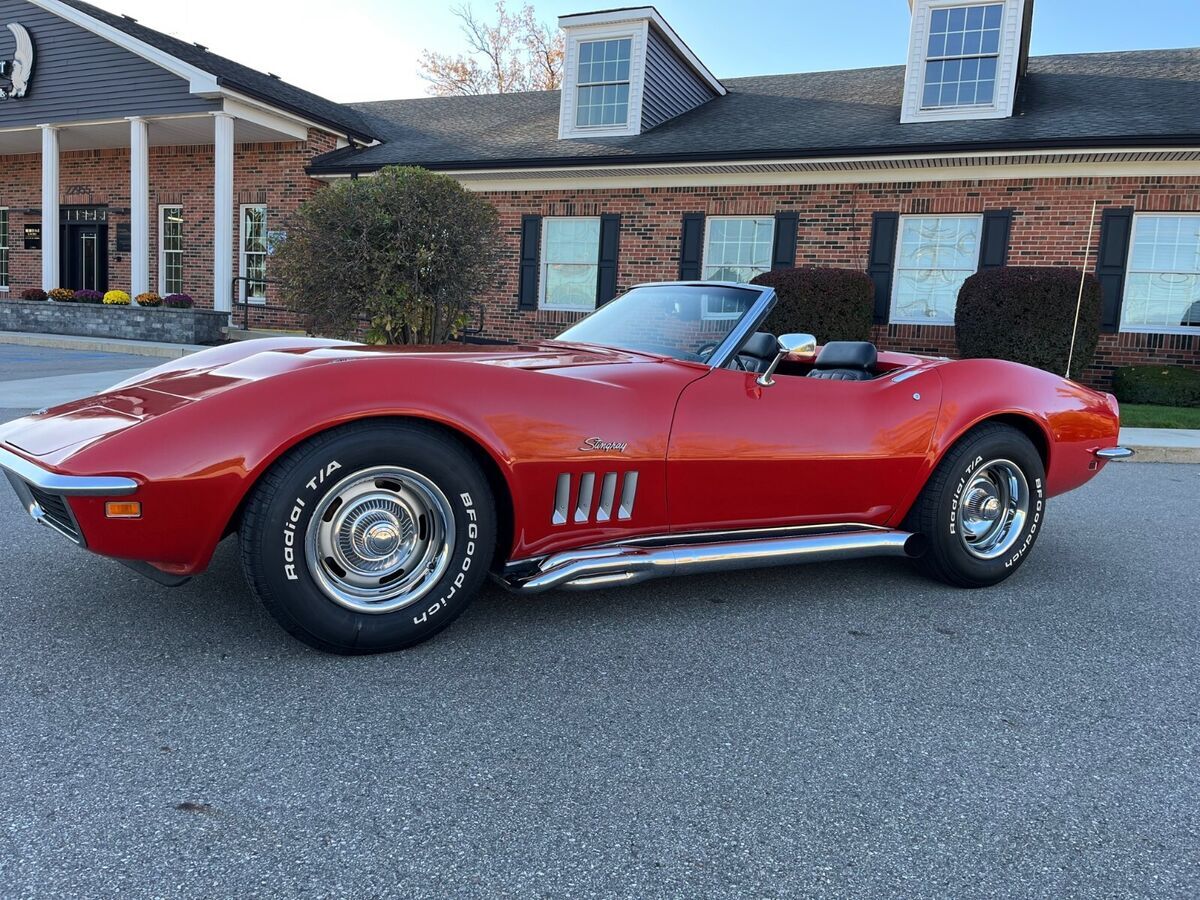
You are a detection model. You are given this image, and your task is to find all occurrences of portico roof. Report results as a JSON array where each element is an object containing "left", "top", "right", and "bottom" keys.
[{"left": 37, "top": 0, "right": 379, "bottom": 144}]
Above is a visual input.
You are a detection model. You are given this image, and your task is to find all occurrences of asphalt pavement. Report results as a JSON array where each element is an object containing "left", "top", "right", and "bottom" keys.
[
  {"left": 0, "top": 454, "right": 1197, "bottom": 894},
  {"left": 0, "top": 343, "right": 1198, "bottom": 898},
  {"left": 0, "top": 344, "right": 156, "bottom": 413}
]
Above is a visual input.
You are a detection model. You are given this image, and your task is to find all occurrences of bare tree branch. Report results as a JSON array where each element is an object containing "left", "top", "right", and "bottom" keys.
[{"left": 419, "top": 1, "right": 564, "bottom": 96}]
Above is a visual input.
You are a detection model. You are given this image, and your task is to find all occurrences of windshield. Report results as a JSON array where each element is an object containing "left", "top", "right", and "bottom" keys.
[{"left": 556, "top": 284, "right": 764, "bottom": 363}]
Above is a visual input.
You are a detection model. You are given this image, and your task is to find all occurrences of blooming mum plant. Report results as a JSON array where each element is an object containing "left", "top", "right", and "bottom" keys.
[
  {"left": 163, "top": 293, "right": 195, "bottom": 309},
  {"left": 48, "top": 288, "right": 76, "bottom": 302},
  {"left": 74, "top": 290, "right": 104, "bottom": 304},
  {"left": 21, "top": 289, "right": 48, "bottom": 302},
  {"left": 103, "top": 290, "right": 132, "bottom": 305},
  {"left": 136, "top": 292, "right": 163, "bottom": 307}
]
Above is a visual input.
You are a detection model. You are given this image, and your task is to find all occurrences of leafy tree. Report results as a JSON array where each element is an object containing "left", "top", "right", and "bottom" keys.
[
  {"left": 274, "top": 166, "right": 500, "bottom": 345},
  {"left": 419, "top": 2, "right": 564, "bottom": 96}
]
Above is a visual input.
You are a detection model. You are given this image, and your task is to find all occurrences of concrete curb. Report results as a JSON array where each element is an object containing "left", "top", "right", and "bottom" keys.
[
  {"left": 1118, "top": 427, "right": 1200, "bottom": 464},
  {"left": 0, "top": 330, "right": 205, "bottom": 358},
  {"left": 1113, "top": 447, "right": 1200, "bottom": 464}
]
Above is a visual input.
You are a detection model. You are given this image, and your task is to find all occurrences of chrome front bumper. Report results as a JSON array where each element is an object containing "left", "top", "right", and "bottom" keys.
[
  {"left": 0, "top": 445, "right": 138, "bottom": 496},
  {"left": 1, "top": 445, "right": 139, "bottom": 547}
]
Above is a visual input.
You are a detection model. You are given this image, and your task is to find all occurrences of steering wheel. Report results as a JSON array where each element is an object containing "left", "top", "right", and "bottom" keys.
[{"left": 696, "top": 340, "right": 751, "bottom": 371}]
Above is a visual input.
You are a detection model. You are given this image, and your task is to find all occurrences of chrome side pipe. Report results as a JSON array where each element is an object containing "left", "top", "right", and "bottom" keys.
[{"left": 509, "top": 529, "right": 923, "bottom": 594}]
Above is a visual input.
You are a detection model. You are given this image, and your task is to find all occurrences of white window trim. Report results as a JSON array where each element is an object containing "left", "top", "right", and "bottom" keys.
[
  {"left": 700, "top": 216, "right": 776, "bottom": 320},
  {"left": 239, "top": 203, "right": 268, "bottom": 306},
  {"left": 157, "top": 204, "right": 183, "bottom": 297},
  {"left": 538, "top": 216, "right": 601, "bottom": 312},
  {"left": 558, "top": 20, "right": 649, "bottom": 139},
  {"left": 0, "top": 206, "right": 8, "bottom": 291},
  {"left": 573, "top": 37, "right": 635, "bottom": 131},
  {"left": 889, "top": 213, "right": 984, "bottom": 326},
  {"left": 900, "top": 0, "right": 1026, "bottom": 124},
  {"left": 1120, "top": 212, "right": 1200, "bottom": 335}
]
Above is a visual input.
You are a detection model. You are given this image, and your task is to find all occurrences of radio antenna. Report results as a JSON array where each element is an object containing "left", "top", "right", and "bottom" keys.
[{"left": 1067, "top": 200, "right": 1099, "bottom": 378}]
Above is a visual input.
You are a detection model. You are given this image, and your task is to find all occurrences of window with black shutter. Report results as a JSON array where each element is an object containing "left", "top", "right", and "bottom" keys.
[
  {"left": 517, "top": 215, "right": 542, "bottom": 310},
  {"left": 867, "top": 212, "right": 899, "bottom": 324}
]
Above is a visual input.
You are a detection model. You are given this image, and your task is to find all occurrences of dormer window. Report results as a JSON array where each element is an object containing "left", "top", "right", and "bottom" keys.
[
  {"left": 901, "top": 0, "right": 1028, "bottom": 124},
  {"left": 557, "top": 8, "right": 724, "bottom": 140},
  {"left": 922, "top": 4, "right": 1002, "bottom": 108},
  {"left": 576, "top": 39, "right": 633, "bottom": 127}
]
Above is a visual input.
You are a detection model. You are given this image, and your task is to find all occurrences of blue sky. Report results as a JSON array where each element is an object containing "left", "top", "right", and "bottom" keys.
[{"left": 91, "top": 0, "right": 1199, "bottom": 101}]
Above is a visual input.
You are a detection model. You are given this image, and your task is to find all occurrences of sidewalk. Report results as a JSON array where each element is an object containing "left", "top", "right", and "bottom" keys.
[
  {"left": 1118, "top": 427, "right": 1200, "bottom": 464},
  {"left": 0, "top": 330, "right": 206, "bottom": 359}
]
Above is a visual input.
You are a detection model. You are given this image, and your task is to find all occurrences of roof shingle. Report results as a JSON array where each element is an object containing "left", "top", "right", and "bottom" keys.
[
  {"left": 56, "top": 0, "right": 377, "bottom": 143},
  {"left": 309, "top": 48, "right": 1200, "bottom": 173}
]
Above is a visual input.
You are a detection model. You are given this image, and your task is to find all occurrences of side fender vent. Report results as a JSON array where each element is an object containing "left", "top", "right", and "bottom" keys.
[{"left": 553, "top": 471, "right": 638, "bottom": 525}]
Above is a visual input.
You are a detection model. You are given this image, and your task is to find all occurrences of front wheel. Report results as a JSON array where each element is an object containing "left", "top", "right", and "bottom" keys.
[
  {"left": 240, "top": 421, "right": 495, "bottom": 654},
  {"left": 905, "top": 423, "right": 1046, "bottom": 588}
]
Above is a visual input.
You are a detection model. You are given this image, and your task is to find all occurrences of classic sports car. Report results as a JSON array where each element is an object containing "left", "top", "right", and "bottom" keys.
[{"left": 1, "top": 282, "right": 1131, "bottom": 654}]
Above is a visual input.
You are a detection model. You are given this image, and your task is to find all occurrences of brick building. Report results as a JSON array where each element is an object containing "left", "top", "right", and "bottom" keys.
[{"left": 1, "top": 0, "right": 1198, "bottom": 386}]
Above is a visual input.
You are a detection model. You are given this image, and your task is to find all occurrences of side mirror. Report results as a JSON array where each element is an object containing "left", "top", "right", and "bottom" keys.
[{"left": 757, "top": 333, "right": 817, "bottom": 387}]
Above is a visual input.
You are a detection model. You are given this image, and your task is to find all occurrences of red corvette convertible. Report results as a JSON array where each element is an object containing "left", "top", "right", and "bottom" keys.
[{"left": 1, "top": 282, "right": 1130, "bottom": 653}]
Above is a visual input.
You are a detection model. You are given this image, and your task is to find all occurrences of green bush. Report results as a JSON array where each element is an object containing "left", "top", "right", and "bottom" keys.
[
  {"left": 750, "top": 267, "right": 874, "bottom": 342},
  {"left": 956, "top": 266, "right": 1101, "bottom": 378},
  {"left": 1113, "top": 365, "right": 1200, "bottom": 408}
]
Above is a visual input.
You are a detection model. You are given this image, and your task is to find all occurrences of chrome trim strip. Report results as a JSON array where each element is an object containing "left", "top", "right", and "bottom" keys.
[
  {"left": 1095, "top": 447, "right": 1135, "bottom": 460},
  {"left": 0, "top": 446, "right": 139, "bottom": 496},
  {"left": 505, "top": 528, "right": 920, "bottom": 594},
  {"left": 707, "top": 285, "right": 777, "bottom": 370}
]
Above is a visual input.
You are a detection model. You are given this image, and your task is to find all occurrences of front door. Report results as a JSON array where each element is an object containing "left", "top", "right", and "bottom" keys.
[
  {"left": 61, "top": 223, "right": 109, "bottom": 293},
  {"left": 666, "top": 365, "right": 944, "bottom": 533}
]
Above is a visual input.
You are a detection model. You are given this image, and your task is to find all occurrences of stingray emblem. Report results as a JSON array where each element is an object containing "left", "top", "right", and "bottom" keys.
[{"left": 0, "top": 23, "right": 34, "bottom": 100}]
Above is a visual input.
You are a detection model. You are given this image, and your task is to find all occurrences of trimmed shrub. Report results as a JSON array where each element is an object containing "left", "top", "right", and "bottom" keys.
[
  {"left": 20, "top": 288, "right": 47, "bottom": 302},
  {"left": 48, "top": 287, "right": 75, "bottom": 302},
  {"left": 955, "top": 266, "right": 1101, "bottom": 378},
  {"left": 1113, "top": 365, "right": 1200, "bottom": 408},
  {"left": 103, "top": 290, "right": 131, "bottom": 306},
  {"left": 136, "top": 292, "right": 162, "bottom": 307},
  {"left": 164, "top": 293, "right": 194, "bottom": 309},
  {"left": 750, "top": 266, "right": 875, "bottom": 342},
  {"left": 74, "top": 290, "right": 103, "bottom": 304}
]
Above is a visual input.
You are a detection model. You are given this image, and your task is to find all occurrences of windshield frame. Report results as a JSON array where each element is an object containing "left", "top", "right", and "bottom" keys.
[{"left": 554, "top": 281, "right": 778, "bottom": 369}]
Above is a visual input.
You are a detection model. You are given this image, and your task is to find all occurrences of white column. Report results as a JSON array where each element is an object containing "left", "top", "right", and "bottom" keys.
[
  {"left": 128, "top": 116, "right": 150, "bottom": 300},
  {"left": 40, "top": 125, "right": 60, "bottom": 292},
  {"left": 212, "top": 112, "right": 235, "bottom": 314}
]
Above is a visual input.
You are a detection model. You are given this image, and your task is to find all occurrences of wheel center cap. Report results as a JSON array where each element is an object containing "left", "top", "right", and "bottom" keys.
[
  {"left": 364, "top": 521, "right": 402, "bottom": 556},
  {"left": 980, "top": 496, "right": 1002, "bottom": 520}
]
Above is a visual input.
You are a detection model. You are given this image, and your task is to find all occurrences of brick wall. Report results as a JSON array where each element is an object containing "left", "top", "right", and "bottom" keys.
[
  {"left": 3, "top": 150, "right": 1198, "bottom": 388},
  {"left": 0, "top": 128, "right": 336, "bottom": 330},
  {"left": 475, "top": 175, "right": 1200, "bottom": 388}
]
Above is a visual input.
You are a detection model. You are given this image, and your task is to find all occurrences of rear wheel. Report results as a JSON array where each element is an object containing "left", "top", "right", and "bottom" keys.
[
  {"left": 905, "top": 423, "right": 1046, "bottom": 588},
  {"left": 240, "top": 421, "right": 495, "bottom": 654}
]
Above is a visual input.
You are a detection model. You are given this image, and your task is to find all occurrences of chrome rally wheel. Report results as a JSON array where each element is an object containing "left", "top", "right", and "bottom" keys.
[
  {"left": 955, "top": 459, "right": 1029, "bottom": 561},
  {"left": 905, "top": 423, "right": 1046, "bottom": 588},
  {"left": 306, "top": 467, "right": 455, "bottom": 614},
  {"left": 240, "top": 421, "right": 495, "bottom": 655}
]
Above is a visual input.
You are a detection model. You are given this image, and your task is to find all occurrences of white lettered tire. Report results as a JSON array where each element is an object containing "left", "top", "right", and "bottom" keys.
[
  {"left": 905, "top": 422, "right": 1046, "bottom": 588},
  {"left": 240, "top": 421, "right": 495, "bottom": 654}
]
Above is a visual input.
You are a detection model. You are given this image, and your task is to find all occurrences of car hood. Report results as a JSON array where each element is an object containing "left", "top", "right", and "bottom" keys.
[{"left": 0, "top": 339, "right": 656, "bottom": 457}]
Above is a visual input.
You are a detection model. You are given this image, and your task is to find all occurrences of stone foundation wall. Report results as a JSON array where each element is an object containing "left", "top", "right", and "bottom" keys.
[{"left": 0, "top": 300, "right": 228, "bottom": 344}]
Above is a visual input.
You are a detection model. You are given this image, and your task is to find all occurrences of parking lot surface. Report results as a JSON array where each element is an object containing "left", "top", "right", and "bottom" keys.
[
  {"left": 0, "top": 345, "right": 1197, "bottom": 898},
  {"left": 1, "top": 445, "right": 1197, "bottom": 896}
]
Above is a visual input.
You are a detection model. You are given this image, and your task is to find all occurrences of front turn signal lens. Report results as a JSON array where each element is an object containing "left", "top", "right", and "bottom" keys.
[{"left": 105, "top": 501, "right": 142, "bottom": 519}]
